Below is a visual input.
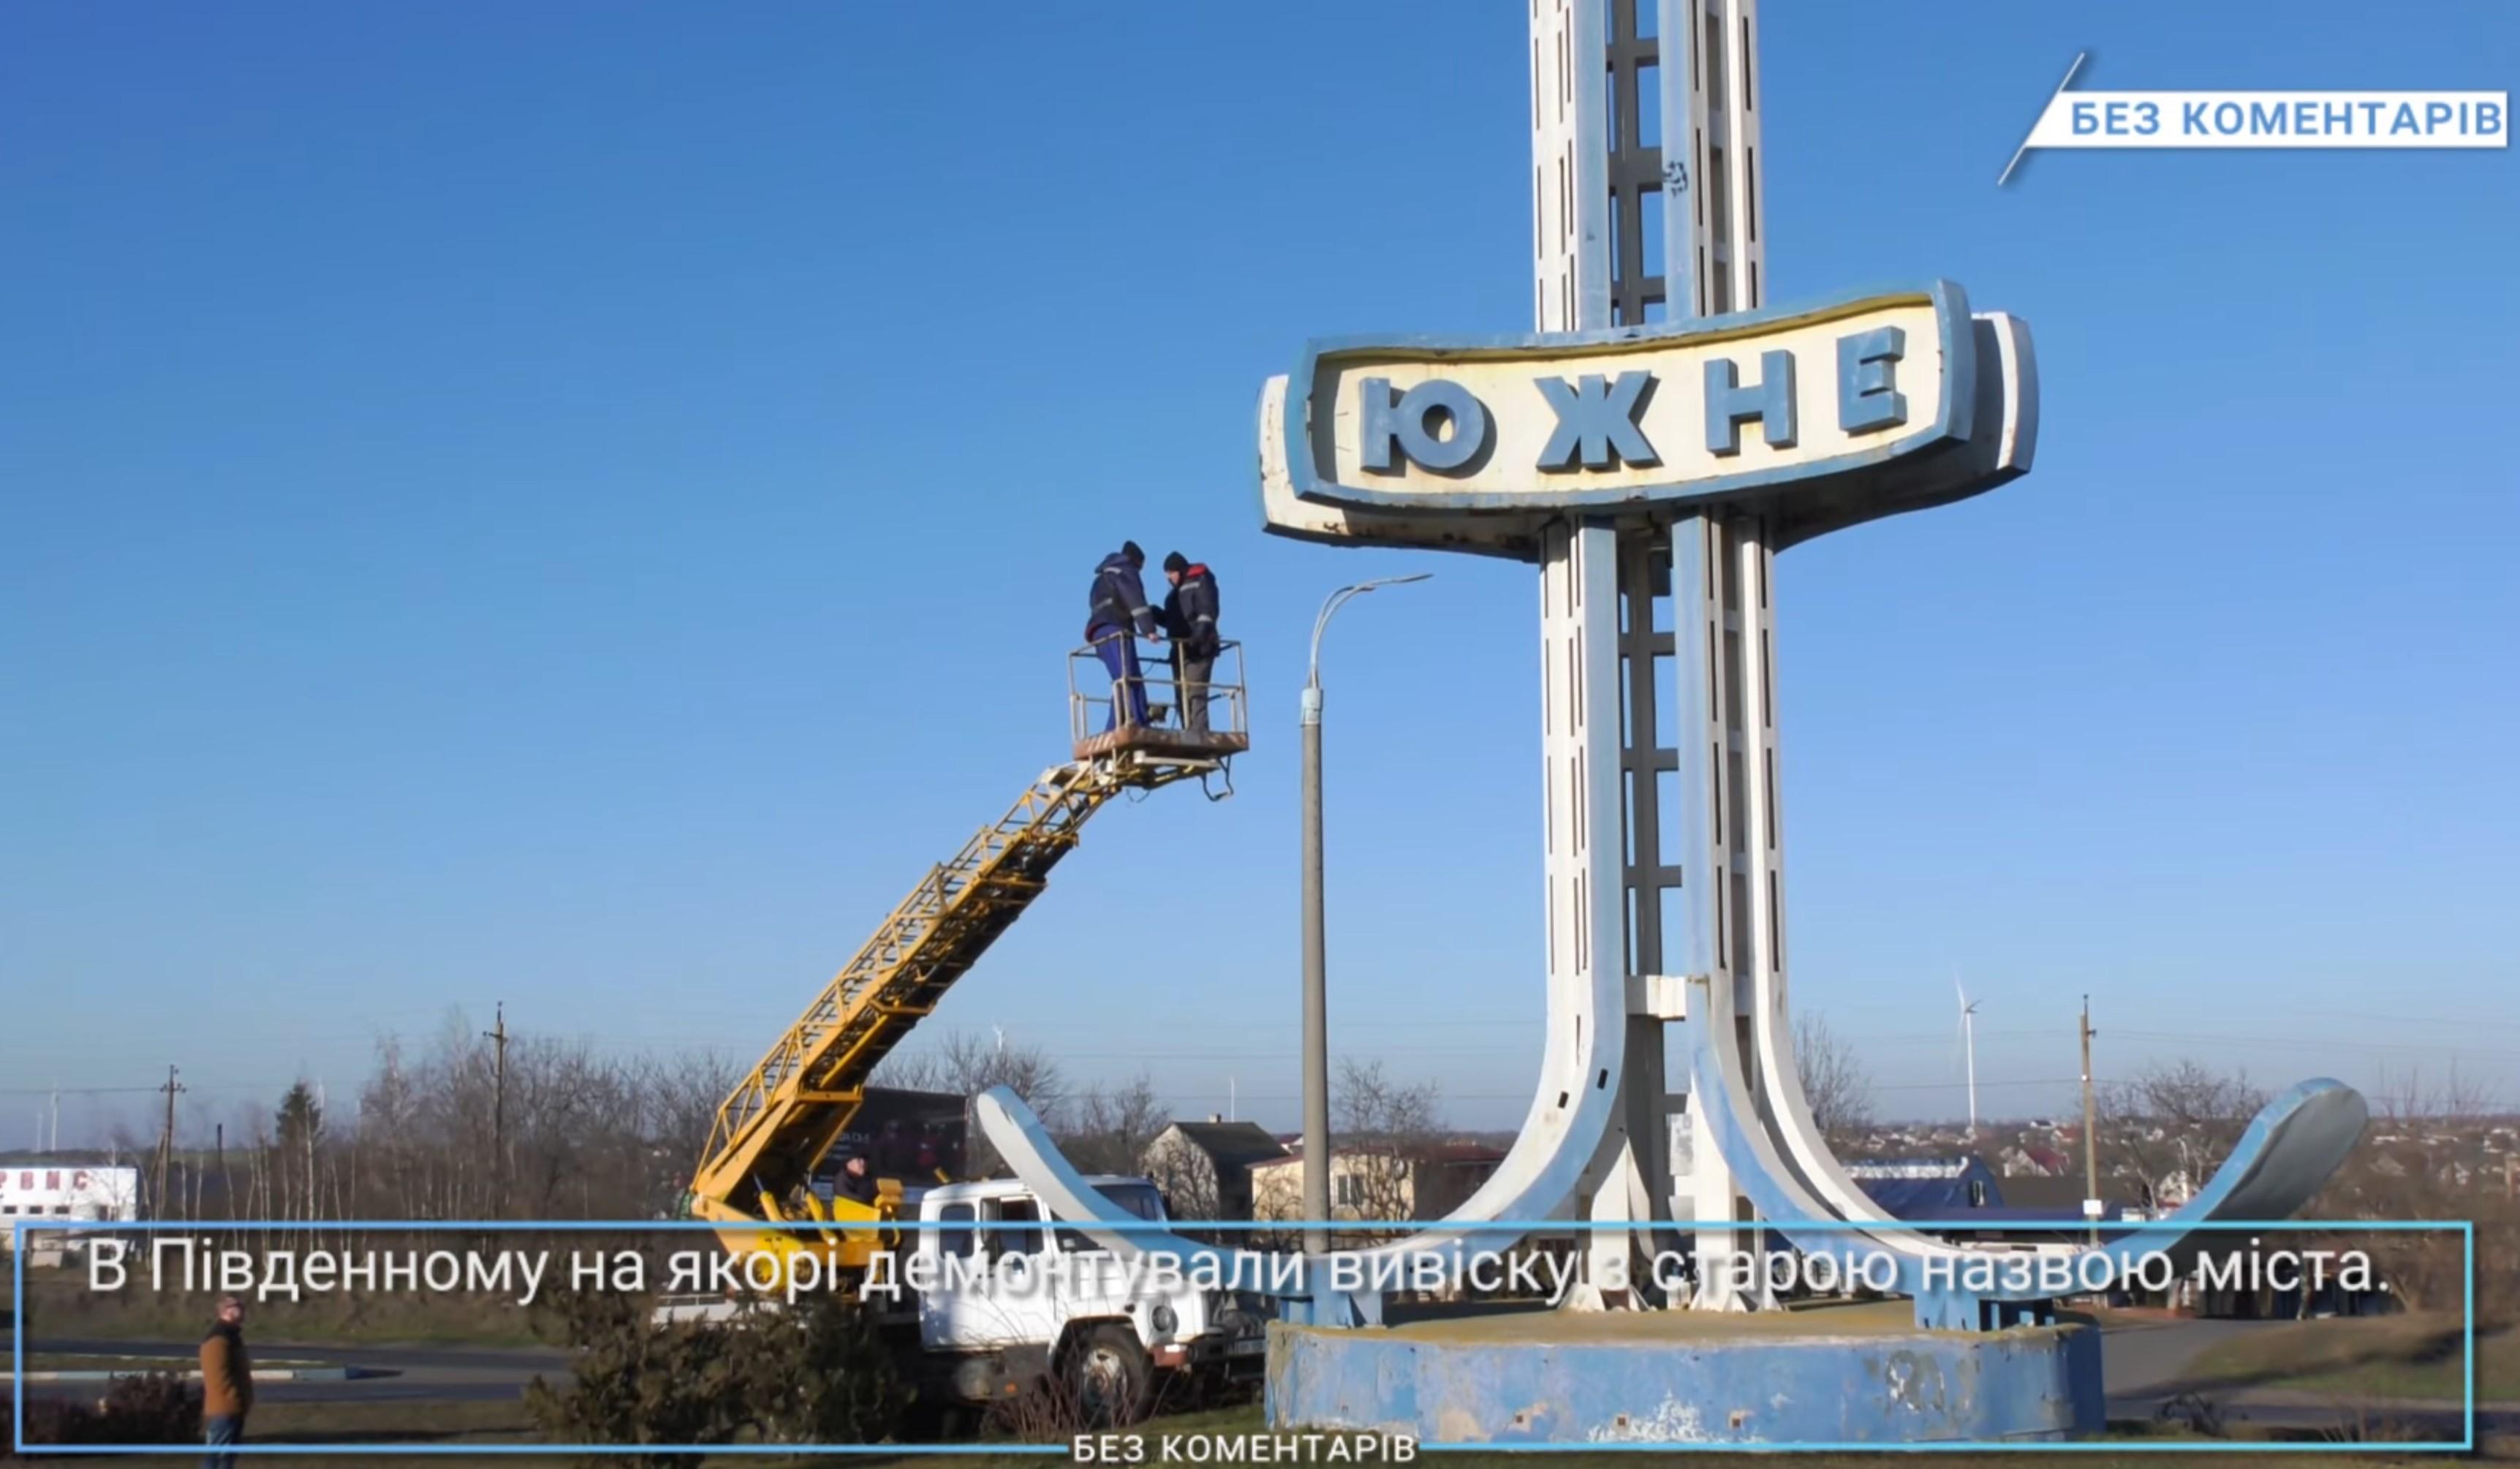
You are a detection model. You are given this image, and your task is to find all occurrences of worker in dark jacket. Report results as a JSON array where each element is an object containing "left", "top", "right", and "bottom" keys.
[
  {"left": 834, "top": 1154, "right": 878, "bottom": 1207},
  {"left": 1084, "top": 542, "right": 1161, "bottom": 730},
  {"left": 199, "top": 1294, "right": 251, "bottom": 1469},
  {"left": 1159, "top": 552, "right": 1222, "bottom": 733}
]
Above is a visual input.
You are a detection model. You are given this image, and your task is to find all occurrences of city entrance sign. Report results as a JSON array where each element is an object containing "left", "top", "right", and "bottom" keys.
[
  {"left": 1260, "top": 294, "right": 2036, "bottom": 559},
  {"left": 1276, "top": 282, "right": 1973, "bottom": 513}
]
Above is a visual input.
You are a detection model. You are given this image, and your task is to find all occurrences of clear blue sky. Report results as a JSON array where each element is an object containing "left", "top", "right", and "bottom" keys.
[{"left": 4, "top": 1, "right": 2515, "bottom": 1147}]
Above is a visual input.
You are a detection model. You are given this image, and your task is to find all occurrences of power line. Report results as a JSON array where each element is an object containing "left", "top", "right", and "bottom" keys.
[
  {"left": 2110, "top": 1027, "right": 2520, "bottom": 1062},
  {"left": 1872, "top": 1076, "right": 2091, "bottom": 1094},
  {"left": 1174, "top": 1077, "right": 2103, "bottom": 1104},
  {"left": 2290, "top": 1008, "right": 2520, "bottom": 1035}
]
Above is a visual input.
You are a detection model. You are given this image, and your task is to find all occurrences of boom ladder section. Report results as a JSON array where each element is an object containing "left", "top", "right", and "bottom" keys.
[{"left": 692, "top": 759, "right": 1135, "bottom": 1217}]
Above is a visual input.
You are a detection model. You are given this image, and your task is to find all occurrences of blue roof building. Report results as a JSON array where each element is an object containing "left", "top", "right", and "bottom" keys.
[{"left": 1844, "top": 1155, "right": 2005, "bottom": 1218}]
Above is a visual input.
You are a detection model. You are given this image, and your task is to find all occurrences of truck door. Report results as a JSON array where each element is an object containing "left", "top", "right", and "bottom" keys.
[
  {"left": 917, "top": 1201, "right": 981, "bottom": 1347},
  {"left": 1051, "top": 1214, "right": 1139, "bottom": 1323},
  {"left": 980, "top": 1197, "right": 1065, "bottom": 1347},
  {"left": 931, "top": 1195, "right": 1062, "bottom": 1349}
]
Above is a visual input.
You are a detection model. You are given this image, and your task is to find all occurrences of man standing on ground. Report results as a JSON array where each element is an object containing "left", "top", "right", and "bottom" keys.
[
  {"left": 1159, "top": 551, "right": 1222, "bottom": 734},
  {"left": 1085, "top": 541, "right": 1161, "bottom": 730},
  {"left": 199, "top": 1294, "right": 251, "bottom": 1469}
]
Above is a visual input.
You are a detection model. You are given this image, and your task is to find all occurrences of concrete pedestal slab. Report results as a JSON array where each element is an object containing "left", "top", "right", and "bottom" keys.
[{"left": 1265, "top": 1300, "right": 2103, "bottom": 1446}]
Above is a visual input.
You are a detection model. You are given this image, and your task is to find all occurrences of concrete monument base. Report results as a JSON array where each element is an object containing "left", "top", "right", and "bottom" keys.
[{"left": 1263, "top": 1299, "right": 2103, "bottom": 1446}]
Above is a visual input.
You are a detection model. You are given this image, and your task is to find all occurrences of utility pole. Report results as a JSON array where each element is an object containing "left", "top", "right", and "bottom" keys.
[
  {"left": 1300, "top": 679, "right": 1328, "bottom": 1255},
  {"left": 1301, "top": 574, "right": 1431, "bottom": 1254},
  {"left": 485, "top": 1002, "right": 510, "bottom": 1217},
  {"left": 2079, "top": 996, "right": 2100, "bottom": 1247},
  {"left": 215, "top": 1122, "right": 228, "bottom": 1223},
  {"left": 154, "top": 1065, "right": 184, "bottom": 1221}
]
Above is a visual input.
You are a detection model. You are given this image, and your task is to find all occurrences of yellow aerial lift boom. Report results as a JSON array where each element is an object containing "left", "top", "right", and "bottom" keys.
[{"left": 686, "top": 642, "right": 1246, "bottom": 1272}]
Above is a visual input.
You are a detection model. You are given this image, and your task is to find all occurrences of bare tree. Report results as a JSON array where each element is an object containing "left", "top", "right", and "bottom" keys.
[
  {"left": 869, "top": 1048, "right": 947, "bottom": 1094},
  {"left": 1140, "top": 1147, "right": 1222, "bottom": 1227},
  {"left": 357, "top": 1037, "right": 421, "bottom": 1217},
  {"left": 504, "top": 1035, "right": 640, "bottom": 1220},
  {"left": 2315, "top": 1064, "right": 2505, "bottom": 1318},
  {"left": 338, "top": 1014, "right": 736, "bottom": 1222},
  {"left": 874, "top": 1029, "right": 1067, "bottom": 1177},
  {"left": 2097, "top": 1059, "right": 2268, "bottom": 1207},
  {"left": 637, "top": 1049, "right": 741, "bottom": 1194},
  {"left": 1060, "top": 1073, "right": 1167, "bottom": 1177},
  {"left": 1333, "top": 1059, "right": 1442, "bottom": 1236},
  {"left": 877, "top": 1031, "right": 1065, "bottom": 1118},
  {"left": 1794, "top": 1012, "right": 1876, "bottom": 1151}
]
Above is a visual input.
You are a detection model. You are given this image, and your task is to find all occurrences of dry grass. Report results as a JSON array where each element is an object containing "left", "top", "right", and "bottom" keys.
[
  {"left": 2182, "top": 1311, "right": 2517, "bottom": 1402},
  {"left": 3, "top": 1393, "right": 2485, "bottom": 1466},
  {"left": 9, "top": 1269, "right": 548, "bottom": 1348}
]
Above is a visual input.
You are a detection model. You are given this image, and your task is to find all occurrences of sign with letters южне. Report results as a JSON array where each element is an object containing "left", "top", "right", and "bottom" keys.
[{"left": 1273, "top": 281, "right": 1978, "bottom": 516}]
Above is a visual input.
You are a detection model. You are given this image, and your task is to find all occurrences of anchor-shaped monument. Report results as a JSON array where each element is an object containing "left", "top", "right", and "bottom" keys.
[{"left": 977, "top": 0, "right": 2367, "bottom": 1443}]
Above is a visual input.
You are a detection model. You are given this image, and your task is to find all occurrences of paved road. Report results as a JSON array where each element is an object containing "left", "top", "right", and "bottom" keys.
[{"left": 19, "top": 1337, "right": 566, "bottom": 1405}]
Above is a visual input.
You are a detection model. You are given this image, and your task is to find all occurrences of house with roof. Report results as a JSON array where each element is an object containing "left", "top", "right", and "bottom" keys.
[
  {"left": 1248, "top": 1140, "right": 1507, "bottom": 1225},
  {"left": 1844, "top": 1155, "right": 2005, "bottom": 1219},
  {"left": 1137, "top": 1118, "right": 1287, "bottom": 1222}
]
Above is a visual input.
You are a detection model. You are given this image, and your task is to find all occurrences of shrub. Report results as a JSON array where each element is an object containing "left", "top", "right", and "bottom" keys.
[
  {"left": 524, "top": 1287, "right": 907, "bottom": 1465},
  {"left": 754, "top": 1290, "right": 904, "bottom": 1445},
  {"left": 11, "top": 1370, "right": 203, "bottom": 1449}
]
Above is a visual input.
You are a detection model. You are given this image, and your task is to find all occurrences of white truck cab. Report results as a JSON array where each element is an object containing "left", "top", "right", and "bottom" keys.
[
  {"left": 906, "top": 1175, "right": 1266, "bottom": 1422},
  {"left": 659, "top": 1174, "right": 1267, "bottom": 1427}
]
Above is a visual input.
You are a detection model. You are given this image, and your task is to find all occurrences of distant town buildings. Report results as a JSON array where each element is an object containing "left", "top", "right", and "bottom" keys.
[
  {"left": 1248, "top": 1141, "right": 1505, "bottom": 1226},
  {"left": 1126, "top": 1115, "right": 1514, "bottom": 1230},
  {"left": 1138, "top": 1119, "right": 1287, "bottom": 1220},
  {"left": 0, "top": 1162, "right": 139, "bottom": 1247}
]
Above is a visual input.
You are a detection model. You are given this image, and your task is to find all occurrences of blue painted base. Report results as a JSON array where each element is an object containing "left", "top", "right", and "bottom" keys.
[{"left": 1265, "top": 1308, "right": 2103, "bottom": 1446}]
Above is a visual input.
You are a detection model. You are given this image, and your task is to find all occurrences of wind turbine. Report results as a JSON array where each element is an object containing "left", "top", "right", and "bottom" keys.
[{"left": 1956, "top": 977, "right": 1982, "bottom": 1146}]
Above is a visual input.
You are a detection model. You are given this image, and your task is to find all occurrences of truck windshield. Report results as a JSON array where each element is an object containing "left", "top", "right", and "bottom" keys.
[{"left": 1054, "top": 1182, "right": 1166, "bottom": 1253}]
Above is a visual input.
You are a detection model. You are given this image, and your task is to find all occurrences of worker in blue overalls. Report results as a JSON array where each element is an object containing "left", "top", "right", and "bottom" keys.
[{"left": 1085, "top": 541, "right": 1162, "bottom": 730}]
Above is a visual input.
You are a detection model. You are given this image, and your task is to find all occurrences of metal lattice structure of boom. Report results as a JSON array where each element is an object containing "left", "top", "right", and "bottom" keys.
[{"left": 686, "top": 641, "right": 1247, "bottom": 1262}]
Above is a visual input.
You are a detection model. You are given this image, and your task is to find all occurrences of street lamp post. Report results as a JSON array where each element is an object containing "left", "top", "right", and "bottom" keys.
[{"left": 1301, "top": 573, "right": 1431, "bottom": 1253}]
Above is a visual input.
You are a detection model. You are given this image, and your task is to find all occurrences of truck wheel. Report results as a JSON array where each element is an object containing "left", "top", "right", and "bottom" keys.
[
  {"left": 1064, "top": 1323, "right": 1153, "bottom": 1427},
  {"left": 901, "top": 1399, "right": 939, "bottom": 1440},
  {"left": 901, "top": 1394, "right": 969, "bottom": 1442}
]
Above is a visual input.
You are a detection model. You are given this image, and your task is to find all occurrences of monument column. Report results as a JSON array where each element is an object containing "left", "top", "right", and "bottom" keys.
[{"left": 1535, "top": 0, "right": 1773, "bottom": 1308}]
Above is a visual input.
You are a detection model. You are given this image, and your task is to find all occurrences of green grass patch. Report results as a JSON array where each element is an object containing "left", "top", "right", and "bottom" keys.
[
  {"left": 2182, "top": 1312, "right": 2518, "bottom": 1402},
  {"left": 10, "top": 1267, "right": 550, "bottom": 1348},
  {"left": 145, "top": 1396, "right": 537, "bottom": 1465}
]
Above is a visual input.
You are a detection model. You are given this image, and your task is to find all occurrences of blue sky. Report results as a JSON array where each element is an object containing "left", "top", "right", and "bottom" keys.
[{"left": 4, "top": 1, "right": 2515, "bottom": 1146}]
